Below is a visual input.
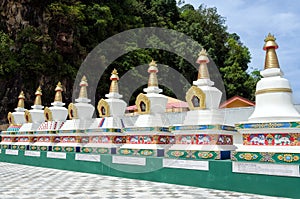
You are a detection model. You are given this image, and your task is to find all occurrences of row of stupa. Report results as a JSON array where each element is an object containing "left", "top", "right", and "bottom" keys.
[{"left": 1, "top": 34, "right": 300, "bottom": 164}]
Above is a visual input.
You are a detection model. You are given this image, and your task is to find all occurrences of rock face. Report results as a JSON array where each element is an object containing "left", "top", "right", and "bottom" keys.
[{"left": 0, "top": 1, "right": 75, "bottom": 124}]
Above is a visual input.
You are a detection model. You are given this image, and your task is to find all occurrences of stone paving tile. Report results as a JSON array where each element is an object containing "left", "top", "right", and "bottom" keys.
[{"left": 0, "top": 162, "right": 288, "bottom": 199}]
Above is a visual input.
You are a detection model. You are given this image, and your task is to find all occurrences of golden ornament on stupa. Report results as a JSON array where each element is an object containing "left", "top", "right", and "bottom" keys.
[
  {"left": 196, "top": 48, "right": 210, "bottom": 79},
  {"left": 34, "top": 86, "right": 42, "bottom": 106},
  {"left": 17, "top": 91, "right": 25, "bottom": 108},
  {"left": 148, "top": 60, "right": 159, "bottom": 87},
  {"left": 109, "top": 69, "right": 119, "bottom": 93},
  {"left": 79, "top": 75, "right": 88, "bottom": 99},
  {"left": 54, "top": 82, "right": 63, "bottom": 102},
  {"left": 263, "top": 33, "right": 280, "bottom": 70}
]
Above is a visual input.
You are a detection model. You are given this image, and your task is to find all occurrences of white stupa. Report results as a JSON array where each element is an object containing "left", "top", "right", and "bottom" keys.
[
  {"left": 2, "top": 91, "right": 27, "bottom": 149},
  {"left": 95, "top": 69, "right": 127, "bottom": 128},
  {"left": 19, "top": 86, "right": 45, "bottom": 132},
  {"left": 60, "top": 75, "right": 95, "bottom": 131},
  {"left": 248, "top": 33, "right": 300, "bottom": 122},
  {"left": 183, "top": 49, "right": 224, "bottom": 125},
  {"left": 37, "top": 82, "right": 68, "bottom": 131},
  {"left": 79, "top": 69, "right": 126, "bottom": 155},
  {"left": 8, "top": 91, "right": 26, "bottom": 127},
  {"left": 119, "top": 60, "right": 174, "bottom": 157},
  {"left": 134, "top": 60, "right": 169, "bottom": 127},
  {"left": 167, "top": 49, "right": 236, "bottom": 160},
  {"left": 232, "top": 34, "right": 300, "bottom": 164}
]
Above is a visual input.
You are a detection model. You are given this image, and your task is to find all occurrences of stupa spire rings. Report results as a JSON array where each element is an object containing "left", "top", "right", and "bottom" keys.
[
  {"left": 54, "top": 82, "right": 63, "bottom": 102},
  {"left": 147, "top": 60, "right": 159, "bottom": 87},
  {"left": 109, "top": 69, "right": 119, "bottom": 93},
  {"left": 75, "top": 75, "right": 91, "bottom": 103},
  {"left": 263, "top": 33, "right": 280, "bottom": 70},
  {"left": 34, "top": 86, "right": 42, "bottom": 106},
  {"left": 79, "top": 75, "right": 88, "bottom": 99},
  {"left": 196, "top": 48, "right": 210, "bottom": 80},
  {"left": 17, "top": 91, "right": 25, "bottom": 109}
]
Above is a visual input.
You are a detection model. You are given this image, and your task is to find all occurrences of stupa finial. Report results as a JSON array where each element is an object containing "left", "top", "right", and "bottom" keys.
[
  {"left": 263, "top": 33, "right": 280, "bottom": 70},
  {"left": 54, "top": 82, "right": 63, "bottom": 102},
  {"left": 196, "top": 48, "right": 210, "bottom": 79},
  {"left": 109, "top": 69, "right": 119, "bottom": 93},
  {"left": 148, "top": 60, "right": 158, "bottom": 87},
  {"left": 79, "top": 75, "right": 88, "bottom": 99},
  {"left": 34, "top": 86, "right": 42, "bottom": 106},
  {"left": 17, "top": 91, "right": 25, "bottom": 108}
]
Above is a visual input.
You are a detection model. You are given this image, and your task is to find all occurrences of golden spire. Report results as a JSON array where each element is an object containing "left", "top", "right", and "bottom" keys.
[
  {"left": 263, "top": 33, "right": 280, "bottom": 70},
  {"left": 17, "top": 91, "right": 25, "bottom": 108},
  {"left": 79, "top": 75, "right": 88, "bottom": 98},
  {"left": 196, "top": 48, "right": 210, "bottom": 79},
  {"left": 34, "top": 86, "right": 42, "bottom": 106},
  {"left": 54, "top": 82, "right": 63, "bottom": 102},
  {"left": 109, "top": 69, "right": 119, "bottom": 93},
  {"left": 148, "top": 60, "right": 158, "bottom": 87}
]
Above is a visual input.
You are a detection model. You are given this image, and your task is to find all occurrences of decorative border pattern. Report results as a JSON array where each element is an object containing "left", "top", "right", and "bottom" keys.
[
  {"left": 175, "top": 134, "right": 233, "bottom": 145},
  {"left": 117, "top": 148, "right": 156, "bottom": 157},
  {"left": 236, "top": 122, "right": 300, "bottom": 129},
  {"left": 126, "top": 135, "right": 175, "bottom": 144},
  {"left": 166, "top": 150, "right": 219, "bottom": 160},
  {"left": 81, "top": 147, "right": 110, "bottom": 154},
  {"left": 243, "top": 133, "right": 300, "bottom": 146},
  {"left": 123, "top": 126, "right": 169, "bottom": 132},
  {"left": 232, "top": 152, "right": 300, "bottom": 164},
  {"left": 170, "top": 125, "right": 236, "bottom": 132}
]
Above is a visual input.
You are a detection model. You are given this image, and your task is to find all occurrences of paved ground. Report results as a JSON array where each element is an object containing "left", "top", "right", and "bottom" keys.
[{"left": 0, "top": 162, "right": 287, "bottom": 199}]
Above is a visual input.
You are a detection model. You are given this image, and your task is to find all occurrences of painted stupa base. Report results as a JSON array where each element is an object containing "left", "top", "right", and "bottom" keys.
[
  {"left": 117, "top": 127, "right": 174, "bottom": 157},
  {"left": 78, "top": 128, "right": 125, "bottom": 154},
  {"left": 232, "top": 121, "right": 300, "bottom": 164},
  {"left": 166, "top": 124, "right": 236, "bottom": 160},
  {"left": 0, "top": 126, "right": 125, "bottom": 155}
]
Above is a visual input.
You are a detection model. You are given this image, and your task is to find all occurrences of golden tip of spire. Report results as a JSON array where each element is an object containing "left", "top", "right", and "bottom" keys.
[
  {"left": 18, "top": 91, "right": 25, "bottom": 99},
  {"left": 34, "top": 87, "right": 42, "bottom": 106},
  {"left": 263, "top": 33, "right": 278, "bottom": 50},
  {"left": 196, "top": 48, "right": 209, "bottom": 64},
  {"left": 112, "top": 68, "right": 118, "bottom": 75},
  {"left": 35, "top": 86, "right": 42, "bottom": 96},
  {"left": 17, "top": 91, "right": 25, "bottom": 108},
  {"left": 149, "top": 60, "right": 157, "bottom": 66},
  {"left": 55, "top": 82, "right": 63, "bottom": 91},
  {"left": 264, "top": 33, "right": 276, "bottom": 42},
  {"left": 110, "top": 69, "right": 119, "bottom": 80},
  {"left": 81, "top": 75, "right": 87, "bottom": 82},
  {"left": 79, "top": 75, "right": 88, "bottom": 87},
  {"left": 198, "top": 48, "right": 208, "bottom": 57},
  {"left": 54, "top": 82, "right": 63, "bottom": 102}
]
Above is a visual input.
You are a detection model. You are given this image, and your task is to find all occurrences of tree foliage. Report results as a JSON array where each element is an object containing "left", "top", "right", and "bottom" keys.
[{"left": 0, "top": 0, "right": 260, "bottom": 123}]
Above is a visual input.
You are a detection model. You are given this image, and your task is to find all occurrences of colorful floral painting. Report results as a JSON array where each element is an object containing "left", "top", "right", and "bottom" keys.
[{"left": 243, "top": 133, "right": 298, "bottom": 146}]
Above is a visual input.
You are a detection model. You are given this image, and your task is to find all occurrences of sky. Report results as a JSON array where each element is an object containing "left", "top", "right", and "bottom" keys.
[{"left": 184, "top": 0, "right": 300, "bottom": 104}]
